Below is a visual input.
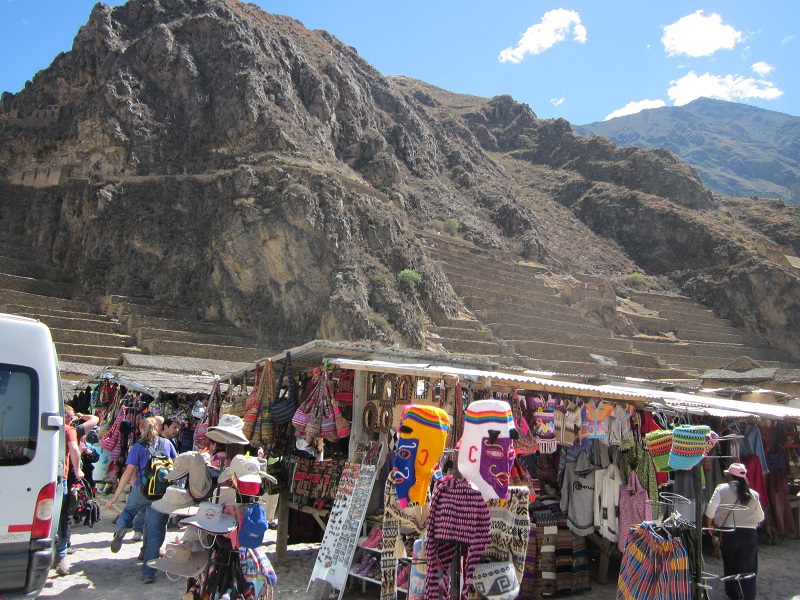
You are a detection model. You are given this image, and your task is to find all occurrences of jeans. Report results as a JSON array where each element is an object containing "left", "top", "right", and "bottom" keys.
[
  {"left": 141, "top": 507, "right": 170, "bottom": 579},
  {"left": 55, "top": 484, "right": 70, "bottom": 559},
  {"left": 116, "top": 485, "right": 152, "bottom": 531},
  {"left": 133, "top": 505, "right": 146, "bottom": 534},
  {"left": 721, "top": 528, "right": 758, "bottom": 600}
]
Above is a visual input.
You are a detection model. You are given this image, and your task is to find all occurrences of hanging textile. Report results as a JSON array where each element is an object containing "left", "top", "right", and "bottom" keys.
[{"left": 617, "top": 523, "right": 691, "bottom": 600}]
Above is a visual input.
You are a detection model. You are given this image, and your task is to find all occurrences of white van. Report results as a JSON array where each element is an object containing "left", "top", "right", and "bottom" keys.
[{"left": 0, "top": 314, "right": 64, "bottom": 597}]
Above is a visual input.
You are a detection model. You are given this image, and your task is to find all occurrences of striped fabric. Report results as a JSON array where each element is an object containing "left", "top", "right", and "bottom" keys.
[
  {"left": 401, "top": 405, "right": 451, "bottom": 432},
  {"left": 617, "top": 524, "right": 690, "bottom": 600},
  {"left": 645, "top": 430, "right": 674, "bottom": 473},
  {"left": 424, "top": 476, "right": 491, "bottom": 600}
]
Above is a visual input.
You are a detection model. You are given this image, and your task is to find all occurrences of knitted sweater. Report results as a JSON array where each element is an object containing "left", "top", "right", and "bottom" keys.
[
  {"left": 424, "top": 477, "right": 491, "bottom": 600},
  {"left": 380, "top": 476, "right": 429, "bottom": 600},
  {"left": 559, "top": 452, "right": 597, "bottom": 536}
]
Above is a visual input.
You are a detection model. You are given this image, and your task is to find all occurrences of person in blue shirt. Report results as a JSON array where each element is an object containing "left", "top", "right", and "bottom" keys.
[{"left": 104, "top": 417, "right": 177, "bottom": 583}]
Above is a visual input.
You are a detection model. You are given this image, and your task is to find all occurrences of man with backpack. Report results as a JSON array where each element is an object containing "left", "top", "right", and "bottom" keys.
[{"left": 104, "top": 417, "right": 176, "bottom": 583}]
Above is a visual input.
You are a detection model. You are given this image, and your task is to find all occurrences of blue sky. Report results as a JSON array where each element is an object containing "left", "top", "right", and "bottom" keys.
[{"left": 0, "top": 1, "right": 797, "bottom": 125}]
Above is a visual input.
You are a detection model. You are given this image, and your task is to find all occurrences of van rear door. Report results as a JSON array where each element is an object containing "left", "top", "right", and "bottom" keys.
[{"left": 0, "top": 315, "right": 63, "bottom": 597}]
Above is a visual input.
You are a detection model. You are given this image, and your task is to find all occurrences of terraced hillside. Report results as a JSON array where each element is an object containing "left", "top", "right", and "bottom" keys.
[
  {"left": 0, "top": 236, "right": 269, "bottom": 369},
  {"left": 419, "top": 231, "right": 800, "bottom": 379}
]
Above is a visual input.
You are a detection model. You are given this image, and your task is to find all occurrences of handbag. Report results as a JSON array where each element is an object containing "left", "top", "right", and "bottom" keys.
[
  {"left": 259, "top": 359, "right": 275, "bottom": 447},
  {"left": 270, "top": 353, "right": 297, "bottom": 425},
  {"left": 511, "top": 392, "right": 537, "bottom": 456},
  {"left": 242, "top": 364, "right": 262, "bottom": 441},
  {"left": 510, "top": 457, "right": 537, "bottom": 503},
  {"left": 333, "top": 400, "right": 351, "bottom": 438}
]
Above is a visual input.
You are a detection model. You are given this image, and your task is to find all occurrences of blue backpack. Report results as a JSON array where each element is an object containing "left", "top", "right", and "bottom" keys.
[{"left": 238, "top": 502, "right": 268, "bottom": 549}]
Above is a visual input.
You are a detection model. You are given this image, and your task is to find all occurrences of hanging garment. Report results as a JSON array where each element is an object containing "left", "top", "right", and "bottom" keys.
[
  {"left": 554, "top": 400, "right": 582, "bottom": 447},
  {"left": 740, "top": 454, "right": 770, "bottom": 510},
  {"left": 560, "top": 452, "right": 597, "bottom": 536},
  {"left": 380, "top": 476, "right": 429, "bottom": 600},
  {"left": 617, "top": 471, "right": 652, "bottom": 553},
  {"left": 584, "top": 398, "right": 615, "bottom": 441},
  {"left": 424, "top": 477, "right": 491, "bottom": 600},
  {"left": 617, "top": 524, "right": 691, "bottom": 600},
  {"left": 598, "top": 463, "right": 622, "bottom": 543}
]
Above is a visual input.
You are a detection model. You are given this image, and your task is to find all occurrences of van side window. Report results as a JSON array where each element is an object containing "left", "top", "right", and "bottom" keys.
[{"left": 0, "top": 364, "right": 38, "bottom": 465}]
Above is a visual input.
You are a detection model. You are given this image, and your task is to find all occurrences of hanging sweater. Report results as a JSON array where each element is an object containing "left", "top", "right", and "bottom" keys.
[
  {"left": 617, "top": 471, "right": 652, "bottom": 552},
  {"left": 381, "top": 476, "right": 429, "bottom": 600},
  {"left": 559, "top": 451, "right": 597, "bottom": 536},
  {"left": 597, "top": 463, "right": 622, "bottom": 542}
]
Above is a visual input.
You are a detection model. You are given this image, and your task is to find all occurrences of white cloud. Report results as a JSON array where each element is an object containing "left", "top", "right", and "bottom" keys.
[
  {"left": 781, "top": 35, "right": 794, "bottom": 45},
  {"left": 499, "top": 9, "right": 586, "bottom": 64},
  {"left": 667, "top": 71, "right": 783, "bottom": 105},
  {"left": 605, "top": 100, "right": 666, "bottom": 121},
  {"left": 751, "top": 61, "right": 774, "bottom": 77},
  {"left": 662, "top": 10, "right": 742, "bottom": 57},
  {"left": 551, "top": 96, "right": 565, "bottom": 108}
]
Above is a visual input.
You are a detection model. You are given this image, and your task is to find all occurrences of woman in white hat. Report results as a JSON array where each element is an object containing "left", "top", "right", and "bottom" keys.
[{"left": 704, "top": 463, "right": 765, "bottom": 600}]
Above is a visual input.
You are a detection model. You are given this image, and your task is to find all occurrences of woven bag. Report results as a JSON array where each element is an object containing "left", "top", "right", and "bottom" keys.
[
  {"left": 645, "top": 429, "right": 674, "bottom": 473},
  {"left": 511, "top": 393, "right": 537, "bottom": 456},
  {"left": 242, "top": 365, "right": 262, "bottom": 441},
  {"left": 259, "top": 359, "right": 275, "bottom": 447},
  {"left": 270, "top": 353, "right": 297, "bottom": 425},
  {"left": 333, "top": 401, "right": 350, "bottom": 438}
]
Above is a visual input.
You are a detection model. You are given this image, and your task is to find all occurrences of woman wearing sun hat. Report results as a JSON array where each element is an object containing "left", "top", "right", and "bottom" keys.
[{"left": 704, "top": 463, "right": 765, "bottom": 600}]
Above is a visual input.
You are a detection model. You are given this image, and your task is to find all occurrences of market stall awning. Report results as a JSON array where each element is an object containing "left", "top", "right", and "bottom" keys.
[
  {"left": 329, "top": 359, "right": 800, "bottom": 422},
  {"left": 79, "top": 367, "right": 219, "bottom": 397}
]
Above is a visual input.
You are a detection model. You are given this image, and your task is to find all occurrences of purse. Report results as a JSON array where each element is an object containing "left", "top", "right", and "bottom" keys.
[
  {"left": 270, "top": 353, "right": 297, "bottom": 425},
  {"left": 242, "top": 364, "right": 262, "bottom": 441},
  {"left": 511, "top": 392, "right": 537, "bottom": 456}
]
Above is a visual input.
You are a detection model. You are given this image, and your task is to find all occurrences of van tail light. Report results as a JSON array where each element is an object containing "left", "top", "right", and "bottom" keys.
[{"left": 31, "top": 482, "right": 57, "bottom": 540}]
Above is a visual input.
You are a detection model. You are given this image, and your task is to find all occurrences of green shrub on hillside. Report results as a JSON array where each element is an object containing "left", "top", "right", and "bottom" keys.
[{"left": 397, "top": 268, "right": 422, "bottom": 294}]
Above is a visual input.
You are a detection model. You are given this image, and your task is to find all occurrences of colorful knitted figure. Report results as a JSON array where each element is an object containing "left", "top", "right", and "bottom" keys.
[
  {"left": 457, "top": 399, "right": 519, "bottom": 502},
  {"left": 392, "top": 405, "right": 451, "bottom": 509}
]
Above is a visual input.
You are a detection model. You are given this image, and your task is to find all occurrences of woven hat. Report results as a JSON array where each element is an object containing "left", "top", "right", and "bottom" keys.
[
  {"left": 151, "top": 485, "right": 195, "bottom": 515},
  {"left": 167, "top": 451, "right": 212, "bottom": 499},
  {"left": 146, "top": 541, "right": 210, "bottom": 578},
  {"left": 668, "top": 424, "right": 712, "bottom": 470},
  {"left": 207, "top": 414, "right": 249, "bottom": 445},
  {"left": 181, "top": 501, "right": 238, "bottom": 534},
  {"left": 472, "top": 562, "right": 520, "bottom": 600},
  {"left": 645, "top": 429, "right": 674, "bottom": 473},
  {"left": 426, "top": 477, "right": 491, "bottom": 599}
]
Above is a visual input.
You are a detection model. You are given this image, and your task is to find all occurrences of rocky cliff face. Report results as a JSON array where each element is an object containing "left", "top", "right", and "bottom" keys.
[{"left": 1, "top": 0, "right": 798, "bottom": 357}]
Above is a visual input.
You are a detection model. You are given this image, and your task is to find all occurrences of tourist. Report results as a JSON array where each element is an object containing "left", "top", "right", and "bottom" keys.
[
  {"left": 52, "top": 407, "right": 84, "bottom": 577},
  {"left": 104, "top": 417, "right": 177, "bottom": 583},
  {"left": 704, "top": 463, "right": 765, "bottom": 600}
]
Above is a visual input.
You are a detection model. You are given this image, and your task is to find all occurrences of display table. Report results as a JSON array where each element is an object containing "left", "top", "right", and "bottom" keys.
[{"left": 274, "top": 493, "right": 330, "bottom": 565}]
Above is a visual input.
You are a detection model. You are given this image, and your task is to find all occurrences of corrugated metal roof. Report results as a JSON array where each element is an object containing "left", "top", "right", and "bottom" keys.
[
  {"left": 79, "top": 367, "right": 218, "bottom": 396},
  {"left": 330, "top": 359, "right": 800, "bottom": 422},
  {"left": 700, "top": 368, "right": 777, "bottom": 381},
  {"left": 119, "top": 353, "right": 252, "bottom": 376},
  {"left": 222, "top": 339, "right": 502, "bottom": 379}
]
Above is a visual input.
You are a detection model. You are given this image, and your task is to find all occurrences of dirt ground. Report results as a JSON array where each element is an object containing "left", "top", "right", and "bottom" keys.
[{"left": 43, "top": 507, "right": 800, "bottom": 600}]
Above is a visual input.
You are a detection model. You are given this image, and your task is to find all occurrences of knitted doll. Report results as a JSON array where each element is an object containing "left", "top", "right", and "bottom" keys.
[
  {"left": 457, "top": 399, "right": 519, "bottom": 502},
  {"left": 392, "top": 405, "right": 451, "bottom": 509}
]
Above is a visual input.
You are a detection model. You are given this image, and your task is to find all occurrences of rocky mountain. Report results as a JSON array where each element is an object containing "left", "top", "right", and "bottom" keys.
[
  {"left": 1, "top": 0, "right": 799, "bottom": 362},
  {"left": 573, "top": 98, "right": 800, "bottom": 204}
]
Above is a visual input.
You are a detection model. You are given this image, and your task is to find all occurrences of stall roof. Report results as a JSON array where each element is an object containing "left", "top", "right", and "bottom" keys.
[
  {"left": 79, "top": 367, "right": 218, "bottom": 397},
  {"left": 329, "top": 359, "right": 800, "bottom": 422},
  {"left": 223, "top": 339, "right": 503, "bottom": 379},
  {"left": 119, "top": 353, "right": 252, "bottom": 376}
]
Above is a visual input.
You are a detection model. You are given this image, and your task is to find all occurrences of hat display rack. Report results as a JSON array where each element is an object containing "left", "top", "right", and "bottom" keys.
[{"left": 149, "top": 447, "right": 278, "bottom": 599}]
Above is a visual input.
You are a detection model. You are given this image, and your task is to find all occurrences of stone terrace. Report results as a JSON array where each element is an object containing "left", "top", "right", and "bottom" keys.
[
  {"left": 418, "top": 230, "right": 800, "bottom": 379},
  {"left": 0, "top": 235, "right": 268, "bottom": 370}
]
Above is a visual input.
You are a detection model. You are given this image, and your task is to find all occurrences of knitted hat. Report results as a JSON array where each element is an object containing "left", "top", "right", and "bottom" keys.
[
  {"left": 458, "top": 400, "right": 517, "bottom": 502},
  {"left": 392, "top": 405, "right": 451, "bottom": 509},
  {"left": 645, "top": 429, "right": 674, "bottom": 473},
  {"left": 425, "top": 477, "right": 491, "bottom": 600},
  {"left": 668, "top": 424, "right": 712, "bottom": 470}
]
